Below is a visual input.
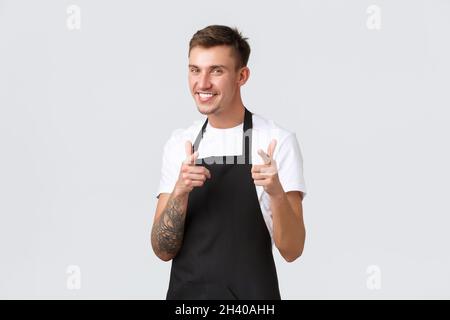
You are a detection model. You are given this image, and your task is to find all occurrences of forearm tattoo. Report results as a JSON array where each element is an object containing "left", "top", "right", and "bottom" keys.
[{"left": 152, "top": 197, "right": 186, "bottom": 257}]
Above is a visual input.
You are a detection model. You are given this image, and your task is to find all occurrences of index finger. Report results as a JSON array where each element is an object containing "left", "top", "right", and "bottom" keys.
[
  {"left": 184, "top": 141, "right": 198, "bottom": 165},
  {"left": 184, "top": 151, "right": 198, "bottom": 165},
  {"left": 258, "top": 149, "right": 271, "bottom": 165},
  {"left": 185, "top": 141, "right": 193, "bottom": 158},
  {"left": 267, "top": 139, "right": 277, "bottom": 160}
]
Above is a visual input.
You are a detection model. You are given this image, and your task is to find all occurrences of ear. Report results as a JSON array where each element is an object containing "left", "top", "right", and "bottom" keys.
[{"left": 237, "top": 66, "right": 250, "bottom": 86}]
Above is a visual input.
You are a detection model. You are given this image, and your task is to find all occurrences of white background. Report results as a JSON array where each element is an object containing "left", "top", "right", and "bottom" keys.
[{"left": 1, "top": 0, "right": 449, "bottom": 299}]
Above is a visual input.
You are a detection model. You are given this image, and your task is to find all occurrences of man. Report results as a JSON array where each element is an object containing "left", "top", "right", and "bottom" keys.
[{"left": 151, "top": 25, "right": 307, "bottom": 300}]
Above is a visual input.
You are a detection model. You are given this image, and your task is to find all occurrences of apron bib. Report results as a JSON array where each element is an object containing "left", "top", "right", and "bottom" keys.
[{"left": 166, "top": 108, "right": 281, "bottom": 300}]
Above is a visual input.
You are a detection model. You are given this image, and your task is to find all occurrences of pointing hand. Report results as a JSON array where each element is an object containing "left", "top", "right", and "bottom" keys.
[
  {"left": 251, "top": 139, "right": 283, "bottom": 197},
  {"left": 174, "top": 141, "right": 211, "bottom": 197}
]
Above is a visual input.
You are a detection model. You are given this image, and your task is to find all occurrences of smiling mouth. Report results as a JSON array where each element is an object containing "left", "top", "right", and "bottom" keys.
[{"left": 196, "top": 92, "right": 218, "bottom": 102}]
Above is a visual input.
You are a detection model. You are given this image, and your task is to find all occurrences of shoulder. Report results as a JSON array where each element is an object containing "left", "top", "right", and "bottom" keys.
[
  {"left": 164, "top": 119, "right": 204, "bottom": 147},
  {"left": 251, "top": 113, "right": 296, "bottom": 150},
  {"left": 162, "top": 119, "right": 205, "bottom": 159}
]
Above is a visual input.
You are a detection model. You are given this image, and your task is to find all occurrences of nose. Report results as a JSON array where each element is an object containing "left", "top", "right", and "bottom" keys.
[{"left": 198, "top": 72, "right": 212, "bottom": 90}]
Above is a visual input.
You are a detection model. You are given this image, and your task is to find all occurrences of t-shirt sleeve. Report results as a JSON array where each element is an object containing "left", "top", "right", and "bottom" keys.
[
  {"left": 275, "top": 133, "right": 307, "bottom": 199},
  {"left": 156, "top": 134, "right": 182, "bottom": 199}
]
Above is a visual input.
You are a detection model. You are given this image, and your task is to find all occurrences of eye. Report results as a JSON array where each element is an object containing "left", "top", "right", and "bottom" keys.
[
  {"left": 212, "top": 68, "right": 223, "bottom": 75},
  {"left": 190, "top": 67, "right": 199, "bottom": 74}
]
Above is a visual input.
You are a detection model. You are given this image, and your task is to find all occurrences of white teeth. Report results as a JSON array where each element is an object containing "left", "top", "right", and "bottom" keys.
[{"left": 199, "top": 93, "right": 214, "bottom": 98}]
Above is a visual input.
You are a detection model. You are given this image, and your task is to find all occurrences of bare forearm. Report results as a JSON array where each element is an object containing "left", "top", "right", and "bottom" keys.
[
  {"left": 270, "top": 192, "right": 305, "bottom": 262},
  {"left": 151, "top": 191, "right": 189, "bottom": 261}
]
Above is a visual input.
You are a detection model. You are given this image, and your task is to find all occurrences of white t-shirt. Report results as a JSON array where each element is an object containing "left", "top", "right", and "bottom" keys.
[{"left": 156, "top": 113, "right": 307, "bottom": 242}]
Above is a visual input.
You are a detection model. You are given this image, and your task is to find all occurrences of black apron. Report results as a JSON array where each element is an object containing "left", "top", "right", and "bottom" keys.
[{"left": 166, "top": 108, "right": 281, "bottom": 300}]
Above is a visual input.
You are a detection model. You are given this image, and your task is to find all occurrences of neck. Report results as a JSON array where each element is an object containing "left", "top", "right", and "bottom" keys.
[{"left": 207, "top": 101, "right": 245, "bottom": 129}]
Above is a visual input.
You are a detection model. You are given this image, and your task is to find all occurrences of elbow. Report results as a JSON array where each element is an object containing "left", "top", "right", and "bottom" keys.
[
  {"left": 150, "top": 236, "right": 175, "bottom": 262},
  {"left": 281, "top": 248, "right": 303, "bottom": 263},
  {"left": 284, "top": 256, "right": 297, "bottom": 263},
  {"left": 156, "top": 253, "right": 174, "bottom": 262},
  {"left": 151, "top": 244, "right": 175, "bottom": 262},
  {"left": 277, "top": 237, "right": 305, "bottom": 263}
]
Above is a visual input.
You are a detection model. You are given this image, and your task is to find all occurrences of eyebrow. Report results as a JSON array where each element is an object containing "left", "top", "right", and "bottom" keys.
[{"left": 188, "top": 64, "right": 228, "bottom": 70}]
